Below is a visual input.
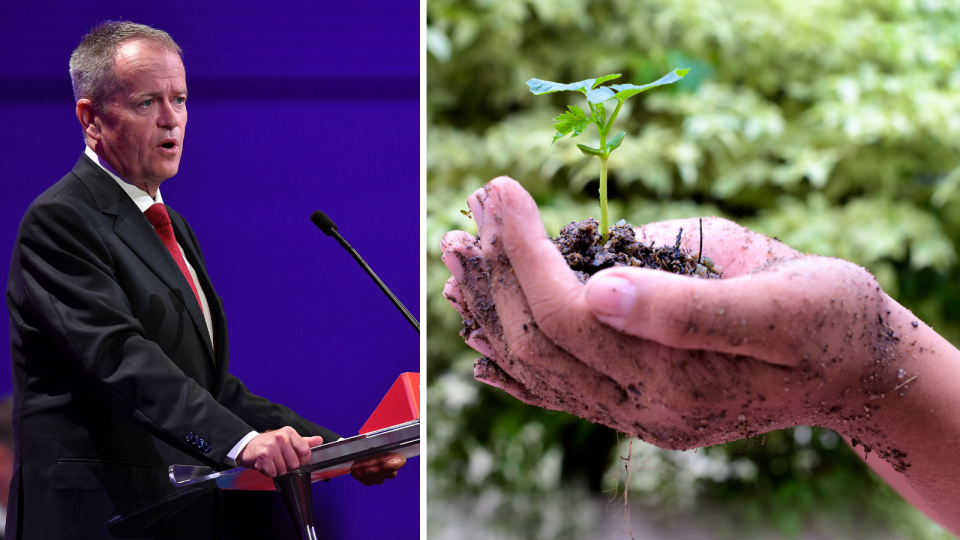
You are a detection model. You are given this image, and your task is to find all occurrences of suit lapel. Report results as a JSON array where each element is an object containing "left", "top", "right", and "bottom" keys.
[
  {"left": 167, "top": 215, "right": 231, "bottom": 387},
  {"left": 167, "top": 211, "right": 224, "bottom": 366},
  {"left": 72, "top": 154, "right": 216, "bottom": 368}
]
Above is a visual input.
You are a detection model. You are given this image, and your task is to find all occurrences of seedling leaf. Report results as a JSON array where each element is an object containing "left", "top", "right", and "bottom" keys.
[
  {"left": 528, "top": 78, "right": 594, "bottom": 95},
  {"left": 577, "top": 144, "right": 604, "bottom": 157},
  {"left": 589, "top": 102, "right": 607, "bottom": 128},
  {"left": 529, "top": 67, "right": 691, "bottom": 243},
  {"left": 610, "top": 69, "right": 689, "bottom": 102},
  {"left": 528, "top": 74, "right": 624, "bottom": 104},
  {"left": 607, "top": 132, "right": 625, "bottom": 153},
  {"left": 586, "top": 86, "right": 617, "bottom": 104},
  {"left": 551, "top": 105, "right": 593, "bottom": 144},
  {"left": 591, "top": 74, "right": 622, "bottom": 89}
]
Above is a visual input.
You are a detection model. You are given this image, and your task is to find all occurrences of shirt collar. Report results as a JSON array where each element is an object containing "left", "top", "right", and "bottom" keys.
[{"left": 84, "top": 146, "right": 164, "bottom": 213}]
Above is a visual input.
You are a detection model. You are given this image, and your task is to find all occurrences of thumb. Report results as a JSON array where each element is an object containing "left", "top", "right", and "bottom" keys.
[
  {"left": 584, "top": 258, "right": 879, "bottom": 367},
  {"left": 304, "top": 436, "right": 324, "bottom": 448}
]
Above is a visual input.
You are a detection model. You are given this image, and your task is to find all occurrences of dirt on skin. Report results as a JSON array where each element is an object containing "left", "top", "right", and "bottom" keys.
[
  {"left": 458, "top": 218, "right": 720, "bottom": 342},
  {"left": 453, "top": 200, "right": 914, "bottom": 472},
  {"left": 552, "top": 218, "right": 723, "bottom": 284}
]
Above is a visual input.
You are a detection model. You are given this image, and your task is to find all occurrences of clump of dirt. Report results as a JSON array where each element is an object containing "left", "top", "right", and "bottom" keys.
[{"left": 551, "top": 218, "right": 723, "bottom": 284}]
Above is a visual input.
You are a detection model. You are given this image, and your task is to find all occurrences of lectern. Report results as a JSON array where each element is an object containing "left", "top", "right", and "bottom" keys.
[{"left": 107, "top": 373, "right": 420, "bottom": 540}]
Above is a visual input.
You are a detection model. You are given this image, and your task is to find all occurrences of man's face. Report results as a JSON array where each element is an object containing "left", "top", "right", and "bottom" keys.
[{"left": 94, "top": 40, "right": 187, "bottom": 185}]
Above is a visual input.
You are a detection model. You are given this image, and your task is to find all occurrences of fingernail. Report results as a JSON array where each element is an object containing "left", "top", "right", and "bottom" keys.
[
  {"left": 441, "top": 251, "right": 464, "bottom": 281},
  {"left": 586, "top": 275, "right": 637, "bottom": 319},
  {"left": 468, "top": 191, "right": 485, "bottom": 230}
]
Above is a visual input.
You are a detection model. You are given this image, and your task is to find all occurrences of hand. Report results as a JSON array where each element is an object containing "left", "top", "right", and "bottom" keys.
[
  {"left": 235, "top": 426, "right": 323, "bottom": 477},
  {"left": 350, "top": 453, "right": 406, "bottom": 486},
  {"left": 443, "top": 177, "right": 960, "bottom": 532},
  {"left": 441, "top": 177, "right": 896, "bottom": 450}
]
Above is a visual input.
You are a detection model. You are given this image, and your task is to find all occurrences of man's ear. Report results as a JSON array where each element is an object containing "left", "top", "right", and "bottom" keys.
[{"left": 76, "top": 99, "right": 101, "bottom": 143}]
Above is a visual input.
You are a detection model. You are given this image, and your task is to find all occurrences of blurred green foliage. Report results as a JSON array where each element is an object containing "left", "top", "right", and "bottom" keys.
[{"left": 427, "top": 0, "right": 960, "bottom": 538}]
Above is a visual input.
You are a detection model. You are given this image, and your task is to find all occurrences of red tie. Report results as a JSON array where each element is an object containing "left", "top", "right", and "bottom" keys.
[{"left": 143, "top": 203, "right": 204, "bottom": 313}]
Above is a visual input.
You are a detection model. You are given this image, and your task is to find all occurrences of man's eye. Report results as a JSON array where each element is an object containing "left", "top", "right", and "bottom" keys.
[
  {"left": 139, "top": 99, "right": 153, "bottom": 108},
  {"left": 174, "top": 97, "right": 186, "bottom": 105}
]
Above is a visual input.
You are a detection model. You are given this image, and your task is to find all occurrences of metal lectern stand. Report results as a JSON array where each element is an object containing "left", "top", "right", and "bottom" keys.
[{"left": 107, "top": 420, "right": 419, "bottom": 540}]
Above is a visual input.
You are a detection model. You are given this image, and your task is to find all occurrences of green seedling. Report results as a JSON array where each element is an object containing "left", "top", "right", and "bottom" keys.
[{"left": 527, "top": 69, "right": 689, "bottom": 241}]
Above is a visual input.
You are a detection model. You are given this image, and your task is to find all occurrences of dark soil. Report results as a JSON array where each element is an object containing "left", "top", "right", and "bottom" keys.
[{"left": 551, "top": 218, "right": 723, "bottom": 283}]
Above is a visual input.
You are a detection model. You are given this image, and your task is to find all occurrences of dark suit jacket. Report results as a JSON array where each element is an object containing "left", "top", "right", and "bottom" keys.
[{"left": 5, "top": 154, "right": 339, "bottom": 539}]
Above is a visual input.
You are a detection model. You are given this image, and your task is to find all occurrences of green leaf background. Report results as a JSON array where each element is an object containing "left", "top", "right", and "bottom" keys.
[{"left": 427, "top": 0, "right": 960, "bottom": 538}]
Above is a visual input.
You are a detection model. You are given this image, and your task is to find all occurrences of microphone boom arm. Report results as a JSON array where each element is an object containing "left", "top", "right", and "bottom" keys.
[{"left": 328, "top": 228, "right": 420, "bottom": 334}]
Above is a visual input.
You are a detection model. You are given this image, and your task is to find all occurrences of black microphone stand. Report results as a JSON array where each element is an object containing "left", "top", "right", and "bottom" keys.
[{"left": 312, "top": 211, "right": 419, "bottom": 334}]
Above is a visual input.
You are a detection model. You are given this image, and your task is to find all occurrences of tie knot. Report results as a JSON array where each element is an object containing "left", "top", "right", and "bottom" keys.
[{"left": 144, "top": 203, "right": 172, "bottom": 229}]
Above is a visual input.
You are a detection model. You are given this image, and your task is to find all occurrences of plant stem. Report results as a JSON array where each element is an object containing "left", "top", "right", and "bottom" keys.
[
  {"left": 598, "top": 100, "right": 624, "bottom": 243},
  {"left": 599, "top": 157, "right": 609, "bottom": 243},
  {"left": 607, "top": 100, "right": 624, "bottom": 128},
  {"left": 598, "top": 126, "right": 609, "bottom": 243}
]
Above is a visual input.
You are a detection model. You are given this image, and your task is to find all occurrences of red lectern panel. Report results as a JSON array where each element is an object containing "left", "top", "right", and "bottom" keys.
[{"left": 359, "top": 372, "right": 420, "bottom": 434}]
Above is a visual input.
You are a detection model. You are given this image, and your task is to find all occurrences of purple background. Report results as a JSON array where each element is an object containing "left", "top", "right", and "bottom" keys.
[{"left": 0, "top": 2, "right": 419, "bottom": 538}]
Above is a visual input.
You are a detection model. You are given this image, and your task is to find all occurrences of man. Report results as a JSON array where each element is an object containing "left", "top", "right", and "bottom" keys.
[{"left": 6, "top": 22, "right": 402, "bottom": 539}]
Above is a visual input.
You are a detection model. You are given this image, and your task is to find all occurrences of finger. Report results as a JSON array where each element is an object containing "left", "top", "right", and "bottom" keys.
[
  {"left": 280, "top": 443, "right": 300, "bottom": 474},
  {"left": 440, "top": 230, "right": 477, "bottom": 254},
  {"left": 464, "top": 182, "right": 658, "bottom": 434},
  {"left": 459, "top": 181, "right": 677, "bottom": 437},
  {"left": 444, "top": 275, "right": 497, "bottom": 356},
  {"left": 466, "top": 330, "right": 496, "bottom": 357},
  {"left": 449, "top": 235, "right": 512, "bottom": 373},
  {"left": 474, "top": 357, "right": 561, "bottom": 412},
  {"left": 274, "top": 453, "right": 288, "bottom": 477},
  {"left": 474, "top": 356, "right": 639, "bottom": 435},
  {"left": 304, "top": 435, "right": 324, "bottom": 448},
  {"left": 364, "top": 470, "right": 385, "bottom": 485},
  {"left": 359, "top": 465, "right": 380, "bottom": 478},
  {"left": 351, "top": 467, "right": 374, "bottom": 486},
  {"left": 478, "top": 179, "right": 645, "bottom": 385},
  {"left": 585, "top": 257, "right": 882, "bottom": 367},
  {"left": 260, "top": 458, "right": 277, "bottom": 478},
  {"left": 441, "top": 242, "right": 483, "bottom": 282},
  {"left": 440, "top": 232, "right": 481, "bottom": 282},
  {"left": 443, "top": 277, "right": 463, "bottom": 310},
  {"left": 442, "top": 238, "right": 498, "bottom": 357},
  {"left": 270, "top": 429, "right": 298, "bottom": 474},
  {"left": 384, "top": 456, "right": 406, "bottom": 470},
  {"left": 290, "top": 434, "right": 313, "bottom": 468},
  {"left": 352, "top": 456, "right": 378, "bottom": 467}
]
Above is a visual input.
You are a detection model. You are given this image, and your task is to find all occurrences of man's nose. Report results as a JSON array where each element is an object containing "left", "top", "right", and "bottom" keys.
[{"left": 156, "top": 99, "right": 182, "bottom": 129}]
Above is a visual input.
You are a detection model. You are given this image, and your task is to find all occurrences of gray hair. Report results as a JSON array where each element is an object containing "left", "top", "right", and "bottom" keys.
[{"left": 69, "top": 21, "right": 183, "bottom": 113}]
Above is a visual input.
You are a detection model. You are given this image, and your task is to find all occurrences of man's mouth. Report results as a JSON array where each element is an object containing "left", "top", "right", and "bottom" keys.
[{"left": 159, "top": 139, "right": 178, "bottom": 150}]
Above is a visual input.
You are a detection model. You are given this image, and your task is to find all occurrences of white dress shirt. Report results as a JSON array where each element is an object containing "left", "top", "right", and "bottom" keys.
[{"left": 83, "top": 146, "right": 257, "bottom": 466}]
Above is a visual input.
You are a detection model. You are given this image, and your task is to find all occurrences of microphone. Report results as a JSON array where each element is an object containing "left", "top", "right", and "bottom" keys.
[
  {"left": 310, "top": 210, "right": 420, "bottom": 334},
  {"left": 310, "top": 211, "right": 337, "bottom": 236}
]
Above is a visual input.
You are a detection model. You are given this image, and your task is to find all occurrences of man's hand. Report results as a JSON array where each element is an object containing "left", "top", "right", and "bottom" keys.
[
  {"left": 235, "top": 426, "right": 323, "bottom": 477},
  {"left": 350, "top": 454, "right": 406, "bottom": 486}
]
